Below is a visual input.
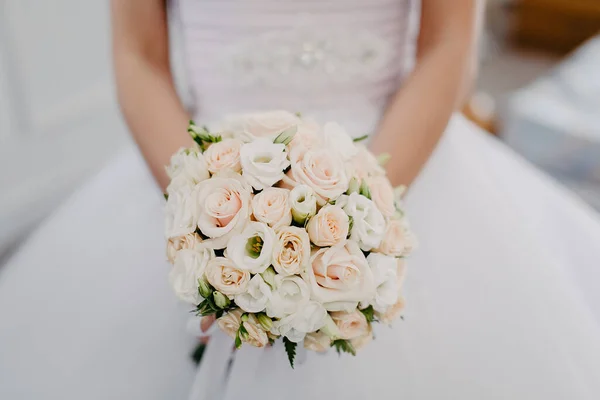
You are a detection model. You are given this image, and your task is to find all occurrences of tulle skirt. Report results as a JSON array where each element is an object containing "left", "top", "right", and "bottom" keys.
[{"left": 1, "top": 115, "right": 599, "bottom": 399}]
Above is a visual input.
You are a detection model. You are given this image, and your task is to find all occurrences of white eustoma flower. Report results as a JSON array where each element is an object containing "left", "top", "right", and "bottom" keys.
[
  {"left": 225, "top": 221, "right": 276, "bottom": 274},
  {"left": 271, "top": 301, "right": 327, "bottom": 343},
  {"left": 337, "top": 192, "right": 385, "bottom": 251},
  {"left": 366, "top": 253, "right": 400, "bottom": 312},
  {"left": 266, "top": 275, "right": 310, "bottom": 318},
  {"left": 240, "top": 138, "right": 290, "bottom": 190},
  {"left": 288, "top": 184, "right": 317, "bottom": 224},
  {"left": 322, "top": 121, "right": 359, "bottom": 161},
  {"left": 165, "top": 147, "right": 210, "bottom": 192},
  {"left": 235, "top": 274, "right": 272, "bottom": 313},
  {"left": 169, "top": 246, "right": 214, "bottom": 304},
  {"left": 165, "top": 186, "right": 199, "bottom": 239}
]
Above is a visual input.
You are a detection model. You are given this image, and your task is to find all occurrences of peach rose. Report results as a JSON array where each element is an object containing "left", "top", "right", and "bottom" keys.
[
  {"left": 283, "top": 147, "right": 350, "bottom": 205},
  {"left": 378, "top": 219, "right": 415, "bottom": 257},
  {"left": 272, "top": 226, "right": 311, "bottom": 276},
  {"left": 304, "top": 241, "right": 376, "bottom": 310},
  {"left": 350, "top": 323, "right": 373, "bottom": 351},
  {"left": 203, "top": 138, "right": 243, "bottom": 174},
  {"left": 217, "top": 308, "right": 243, "bottom": 338},
  {"left": 330, "top": 309, "right": 370, "bottom": 340},
  {"left": 376, "top": 296, "right": 405, "bottom": 325},
  {"left": 241, "top": 314, "right": 270, "bottom": 347},
  {"left": 166, "top": 232, "right": 202, "bottom": 264},
  {"left": 366, "top": 176, "right": 396, "bottom": 217},
  {"left": 195, "top": 172, "right": 252, "bottom": 249},
  {"left": 350, "top": 145, "right": 385, "bottom": 180},
  {"left": 306, "top": 205, "right": 350, "bottom": 247},
  {"left": 304, "top": 331, "right": 331, "bottom": 352},
  {"left": 224, "top": 110, "right": 300, "bottom": 142},
  {"left": 205, "top": 257, "right": 250, "bottom": 297},
  {"left": 252, "top": 187, "right": 292, "bottom": 229},
  {"left": 288, "top": 119, "right": 322, "bottom": 153}
]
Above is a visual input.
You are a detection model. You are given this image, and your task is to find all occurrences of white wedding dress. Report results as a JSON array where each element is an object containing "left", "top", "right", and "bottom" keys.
[{"left": 2, "top": 0, "right": 600, "bottom": 399}]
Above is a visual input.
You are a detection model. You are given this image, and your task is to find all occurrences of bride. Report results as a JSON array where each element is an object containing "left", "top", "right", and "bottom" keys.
[{"left": 1, "top": 0, "right": 600, "bottom": 399}]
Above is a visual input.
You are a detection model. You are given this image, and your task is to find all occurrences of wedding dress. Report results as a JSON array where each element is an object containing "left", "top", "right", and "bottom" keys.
[{"left": 1, "top": 0, "right": 600, "bottom": 399}]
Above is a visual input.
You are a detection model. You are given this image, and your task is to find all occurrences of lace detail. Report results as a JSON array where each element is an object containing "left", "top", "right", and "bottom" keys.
[{"left": 221, "top": 28, "right": 392, "bottom": 89}]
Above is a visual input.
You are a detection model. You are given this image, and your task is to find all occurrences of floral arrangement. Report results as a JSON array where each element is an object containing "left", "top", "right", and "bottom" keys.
[{"left": 165, "top": 110, "right": 416, "bottom": 367}]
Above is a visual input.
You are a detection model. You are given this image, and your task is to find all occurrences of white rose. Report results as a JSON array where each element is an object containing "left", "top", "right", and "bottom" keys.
[
  {"left": 330, "top": 309, "right": 370, "bottom": 340},
  {"left": 366, "top": 253, "right": 400, "bottom": 312},
  {"left": 288, "top": 184, "right": 317, "bottom": 224},
  {"left": 205, "top": 257, "right": 250, "bottom": 297},
  {"left": 304, "top": 240, "right": 376, "bottom": 311},
  {"left": 337, "top": 192, "right": 385, "bottom": 251},
  {"left": 322, "top": 122, "right": 358, "bottom": 161},
  {"left": 240, "top": 138, "right": 290, "bottom": 190},
  {"left": 169, "top": 246, "right": 214, "bottom": 304},
  {"left": 306, "top": 204, "right": 350, "bottom": 247},
  {"left": 165, "top": 147, "right": 210, "bottom": 192},
  {"left": 266, "top": 275, "right": 310, "bottom": 318},
  {"left": 271, "top": 300, "right": 327, "bottom": 342},
  {"left": 272, "top": 226, "right": 311, "bottom": 276},
  {"left": 283, "top": 147, "right": 350, "bottom": 205},
  {"left": 225, "top": 222, "right": 276, "bottom": 274},
  {"left": 235, "top": 274, "right": 271, "bottom": 313},
  {"left": 203, "top": 138, "right": 243, "bottom": 174},
  {"left": 251, "top": 187, "right": 292, "bottom": 229},
  {"left": 224, "top": 110, "right": 300, "bottom": 142},
  {"left": 166, "top": 232, "right": 202, "bottom": 264},
  {"left": 164, "top": 186, "right": 199, "bottom": 239},
  {"left": 304, "top": 331, "right": 331, "bottom": 352},
  {"left": 196, "top": 172, "right": 252, "bottom": 249}
]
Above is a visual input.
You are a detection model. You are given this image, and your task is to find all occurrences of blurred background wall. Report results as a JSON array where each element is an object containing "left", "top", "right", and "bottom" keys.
[{"left": 0, "top": 0, "right": 599, "bottom": 260}]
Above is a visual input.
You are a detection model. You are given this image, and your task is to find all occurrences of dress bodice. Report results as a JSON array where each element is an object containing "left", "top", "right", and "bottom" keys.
[{"left": 172, "top": 0, "right": 420, "bottom": 135}]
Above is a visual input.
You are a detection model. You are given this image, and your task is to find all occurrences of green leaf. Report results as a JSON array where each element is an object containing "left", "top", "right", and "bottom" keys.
[
  {"left": 353, "top": 134, "right": 369, "bottom": 143},
  {"left": 359, "top": 305, "right": 376, "bottom": 323},
  {"left": 332, "top": 339, "right": 356, "bottom": 356},
  {"left": 235, "top": 331, "right": 243, "bottom": 349},
  {"left": 359, "top": 179, "right": 372, "bottom": 199},
  {"left": 283, "top": 337, "right": 297, "bottom": 369},
  {"left": 163, "top": 193, "right": 169, "bottom": 201},
  {"left": 348, "top": 215, "right": 354, "bottom": 235},
  {"left": 190, "top": 342, "right": 206, "bottom": 365}
]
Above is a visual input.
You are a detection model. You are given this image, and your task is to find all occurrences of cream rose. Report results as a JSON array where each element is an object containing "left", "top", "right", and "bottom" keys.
[
  {"left": 367, "top": 253, "right": 400, "bottom": 312},
  {"left": 376, "top": 296, "right": 405, "bottom": 325},
  {"left": 330, "top": 309, "right": 370, "bottom": 340},
  {"left": 196, "top": 172, "right": 252, "bottom": 249},
  {"left": 288, "top": 184, "right": 317, "bottom": 224},
  {"left": 169, "top": 246, "right": 214, "bottom": 304},
  {"left": 252, "top": 187, "right": 292, "bottom": 229},
  {"left": 217, "top": 308, "right": 243, "bottom": 339},
  {"left": 304, "top": 240, "right": 376, "bottom": 311},
  {"left": 378, "top": 219, "right": 417, "bottom": 257},
  {"left": 271, "top": 301, "right": 327, "bottom": 342},
  {"left": 203, "top": 138, "right": 243, "bottom": 174},
  {"left": 165, "top": 186, "right": 200, "bottom": 239},
  {"left": 241, "top": 314, "right": 270, "bottom": 347},
  {"left": 288, "top": 119, "right": 323, "bottom": 153},
  {"left": 235, "top": 274, "right": 271, "bottom": 313},
  {"left": 350, "top": 324, "right": 373, "bottom": 350},
  {"left": 366, "top": 176, "right": 396, "bottom": 217},
  {"left": 306, "top": 205, "right": 350, "bottom": 247},
  {"left": 225, "top": 222, "right": 275, "bottom": 274},
  {"left": 266, "top": 275, "right": 310, "bottom": 318},
  {"left": 350, "top": 145, "right": 385, "bottom": 180},
  {"left": 272, "top": 226, "right": 310, "bottom": 276},
  {"left": 304, "top": 331, "right": 331, "bottom": 352},
  {"left": 166, "top": 232, "right": 203, "bottom": 264},
  {"left": 165, "top": 147, "right": 210, "bottom": 191},
  {"left": 240, "top": 138, "right": 290, "bottom": 190},
  {"left": 322, "top": 122, "right": 358, "bottom": 161},
  {"left": 205, "top": 257, "right": 250, "bottom": 297},
  {"left": 283, "top": 147, "right": 350, "bottom": 205},
  {"left": 337, "top": 192, "right": 385, "bottom": 251},
  {"left": 224, "top": 110, "right": 300, "bottom": 142}
]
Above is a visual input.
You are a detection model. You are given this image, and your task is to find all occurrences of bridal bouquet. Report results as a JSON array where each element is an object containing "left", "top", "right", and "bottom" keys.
[{"left": 164, "top": 111, "right": 416, "bottom": 367}]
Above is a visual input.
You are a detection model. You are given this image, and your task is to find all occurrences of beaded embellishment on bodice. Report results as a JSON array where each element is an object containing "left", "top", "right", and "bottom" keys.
[{"left": 172, "top": 0, "right": 419, "bottom": 135}]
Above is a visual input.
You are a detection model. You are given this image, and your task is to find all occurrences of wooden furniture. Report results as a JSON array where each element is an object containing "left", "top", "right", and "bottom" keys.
[{"left": 512, "top": 0, "right": 600, "bottom": 54}]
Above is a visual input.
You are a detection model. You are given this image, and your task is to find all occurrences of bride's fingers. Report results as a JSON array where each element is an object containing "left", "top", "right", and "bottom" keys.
[{"left": 200, "top": 315, "right": 215, "bottom": 333}]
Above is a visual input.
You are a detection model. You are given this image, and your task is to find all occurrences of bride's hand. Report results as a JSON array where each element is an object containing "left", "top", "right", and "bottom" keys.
[{"left": 199, "top": 315, "right": 216, "bottom": 344}]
